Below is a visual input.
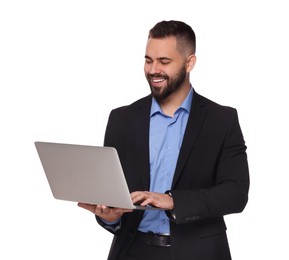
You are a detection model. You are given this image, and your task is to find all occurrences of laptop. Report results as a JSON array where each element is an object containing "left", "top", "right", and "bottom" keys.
[{"left": 35, "top": 141, "right": 163, "bottom": 210}]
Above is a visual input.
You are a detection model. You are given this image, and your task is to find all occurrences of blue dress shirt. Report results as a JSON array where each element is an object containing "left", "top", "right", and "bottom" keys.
[{"left": 138, "top": 88, "right": 193, "bottom": 234}]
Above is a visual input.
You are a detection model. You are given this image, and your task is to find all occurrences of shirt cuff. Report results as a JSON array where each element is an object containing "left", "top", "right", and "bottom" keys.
[
  {"left": 98, "top": 217, "right": 121, "bottom": 232},
  {"left": 100, "top": 218, "right": 121, "bottom": 226}
]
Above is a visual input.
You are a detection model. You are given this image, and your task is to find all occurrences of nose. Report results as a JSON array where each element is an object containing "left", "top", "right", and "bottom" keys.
[{"left": 145, "top": 61, "right": 161, "bottom": 75}]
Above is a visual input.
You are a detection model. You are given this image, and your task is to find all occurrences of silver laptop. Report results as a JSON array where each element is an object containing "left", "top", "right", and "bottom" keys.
[{"left": 35, "top": 141, "right": 162, "bottom": 210}]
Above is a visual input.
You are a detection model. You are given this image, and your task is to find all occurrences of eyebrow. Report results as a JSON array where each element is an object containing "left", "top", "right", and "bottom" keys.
[{"left": 145, "top": 55, "right": 173, "bottom": 62}]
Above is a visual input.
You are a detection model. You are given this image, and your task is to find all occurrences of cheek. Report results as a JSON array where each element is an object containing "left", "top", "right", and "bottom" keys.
[{"left": 144, "top": 64, "right": 150, "bottom": 75}]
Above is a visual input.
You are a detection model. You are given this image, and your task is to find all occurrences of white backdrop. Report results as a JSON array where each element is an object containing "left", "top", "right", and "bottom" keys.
[{"left": 1, "top": 0, "right": 288, "bottom": 259}]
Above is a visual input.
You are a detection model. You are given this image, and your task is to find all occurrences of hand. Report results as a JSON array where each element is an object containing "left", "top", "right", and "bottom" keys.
[
  {"left": 77, "top": 203, "right": 133, "bottom": 223},
  {"left": 131, "top": 191, "right": 174, "bottom": 210}
]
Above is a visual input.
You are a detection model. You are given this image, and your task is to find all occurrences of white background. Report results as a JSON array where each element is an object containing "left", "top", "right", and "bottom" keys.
[{"left": 1, "top": 0, "right": 288, "bottom": 259}]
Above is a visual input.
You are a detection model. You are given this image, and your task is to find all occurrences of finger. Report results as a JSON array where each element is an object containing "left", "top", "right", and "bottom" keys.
[
  {"left": 78, "top": 203, "right": 96, "bottom": 213},
  {"left": 131, "top": 191, "right": 142, "bottom": 200},
  {"left": 78, "top": 202, "right": 89, "bottom": 209},
  {"left": 140, "top": 197, "right": 154, "bottom": 206},
  {"left": 131, "top": 192, "right": 148, "bottom": 203},
  {"left": 95, "top": 205, "right": 105, "bottom": 215},
  {"left": 101, "top": 205, "right": 111, "bottom": 214}
]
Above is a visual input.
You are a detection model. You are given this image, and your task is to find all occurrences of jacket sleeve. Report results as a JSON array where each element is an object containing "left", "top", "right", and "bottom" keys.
[
  {"left": 95, "top": 216, "right": 121, "bottom": 234},
  {"left": 170, "top": 109, "right": 250, "bottom": 225}
]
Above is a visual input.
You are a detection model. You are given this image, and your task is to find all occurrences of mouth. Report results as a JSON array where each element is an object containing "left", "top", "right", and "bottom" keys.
[
  {"left": 148, "top": 74, "right": 167, "bottom": 87},
  {"left": 152, "top": 78, "right": 165, "bottom": 83}
]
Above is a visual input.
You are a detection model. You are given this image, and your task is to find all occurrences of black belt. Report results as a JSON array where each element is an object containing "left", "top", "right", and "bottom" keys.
[{"left": 136, "top": 231, "right": 171, "bottom": 247}]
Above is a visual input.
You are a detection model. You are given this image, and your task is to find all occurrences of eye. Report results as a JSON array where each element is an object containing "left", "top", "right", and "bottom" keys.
[
  {"left": 160, "top": 60, "right": 170, "bottom": 65},
  {"left": 159, "top": 58, "right": 172, "bottom": 65}
]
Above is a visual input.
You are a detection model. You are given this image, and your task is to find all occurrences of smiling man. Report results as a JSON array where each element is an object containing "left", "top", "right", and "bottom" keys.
[
  {"left": 78, "top": 20, "right": 250, "bottom": 260},
  {"left": 145, "top": 33, "right": 196, "bottom": 116}
]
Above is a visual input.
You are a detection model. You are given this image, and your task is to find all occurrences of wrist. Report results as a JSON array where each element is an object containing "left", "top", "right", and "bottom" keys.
[{"left": 165, "top": 191, "right": 176, "bottom": 221}]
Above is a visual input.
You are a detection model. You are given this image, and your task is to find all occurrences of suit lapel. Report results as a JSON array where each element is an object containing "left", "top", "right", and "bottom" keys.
[
  {"left": 171, "top": 92, "right": 207, "bottom": 188},
  {"left": 131, "top": 92, "right": 207, "bottom": 190}
]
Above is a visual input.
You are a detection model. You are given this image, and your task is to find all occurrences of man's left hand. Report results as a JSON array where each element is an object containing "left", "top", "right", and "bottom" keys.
[{"left": 131, "top": 191, "right": 174, "bottom": 210}]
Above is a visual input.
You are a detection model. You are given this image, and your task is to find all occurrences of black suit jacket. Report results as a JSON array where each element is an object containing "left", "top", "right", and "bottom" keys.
[{"left": 99, "top": 90, "right": 249, "bottom": 260}]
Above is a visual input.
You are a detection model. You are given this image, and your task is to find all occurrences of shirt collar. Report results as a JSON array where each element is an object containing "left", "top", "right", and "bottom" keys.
[{"left": 150, "top": 87, "right": 194, "bottom": 117}]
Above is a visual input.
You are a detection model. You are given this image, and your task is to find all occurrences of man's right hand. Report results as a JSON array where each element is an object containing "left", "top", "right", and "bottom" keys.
[{"left": 77, "top": 203, "right": 133, "bottom": 223}]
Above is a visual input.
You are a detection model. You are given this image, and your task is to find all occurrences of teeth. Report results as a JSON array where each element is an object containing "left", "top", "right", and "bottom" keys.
[{"left": 153, "top": 79, "right": 165, "bottom": 83}]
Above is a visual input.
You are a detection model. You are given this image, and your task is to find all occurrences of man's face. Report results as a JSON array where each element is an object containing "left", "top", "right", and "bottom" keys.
[{"left": 144, "top": 36, "right": 188, "bottom": 102}]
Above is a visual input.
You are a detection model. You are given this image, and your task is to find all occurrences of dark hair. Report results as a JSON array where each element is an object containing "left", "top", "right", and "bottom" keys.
[{"left": 148, "top": 20, "right": 196, "bottom": 55}]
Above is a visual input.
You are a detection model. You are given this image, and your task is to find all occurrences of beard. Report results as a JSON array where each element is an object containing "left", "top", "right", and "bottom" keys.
[{"left": 146, "top": 63, "right": 187, "bottom": 102}]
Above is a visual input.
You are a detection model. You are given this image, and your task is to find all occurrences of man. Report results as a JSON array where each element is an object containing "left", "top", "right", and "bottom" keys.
[{"left": 78, "top": 20, "right": 249, "bottom": 260}]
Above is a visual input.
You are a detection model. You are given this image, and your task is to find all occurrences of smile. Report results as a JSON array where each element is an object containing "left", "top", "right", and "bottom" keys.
[{"left": 152, "top": 78, "right": 165, "bottom": 83}]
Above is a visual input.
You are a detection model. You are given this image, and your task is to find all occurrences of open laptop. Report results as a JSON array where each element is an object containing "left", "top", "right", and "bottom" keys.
[{"left": 35, "top": 141, "right": 163, "bottom": 210}]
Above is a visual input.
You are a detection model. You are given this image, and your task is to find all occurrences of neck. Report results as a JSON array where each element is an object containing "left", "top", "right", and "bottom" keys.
[{"left": 159, "top": 83, "right": 191, "bottom": 117}]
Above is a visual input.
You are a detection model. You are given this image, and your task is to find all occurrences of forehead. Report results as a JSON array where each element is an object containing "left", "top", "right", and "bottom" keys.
[{"left": 145, "top": 36, "right": 181, "bottom": 59}]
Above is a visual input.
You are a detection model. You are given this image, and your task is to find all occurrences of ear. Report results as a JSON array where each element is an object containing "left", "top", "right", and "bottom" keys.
[{"left": 186, "top": 55, "right": 197, "bottom": 72}]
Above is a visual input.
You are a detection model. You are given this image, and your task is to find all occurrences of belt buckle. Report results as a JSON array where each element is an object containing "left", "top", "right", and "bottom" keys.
[{"left": 148, "top": 232, "right": 171, "bottom": 247}]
